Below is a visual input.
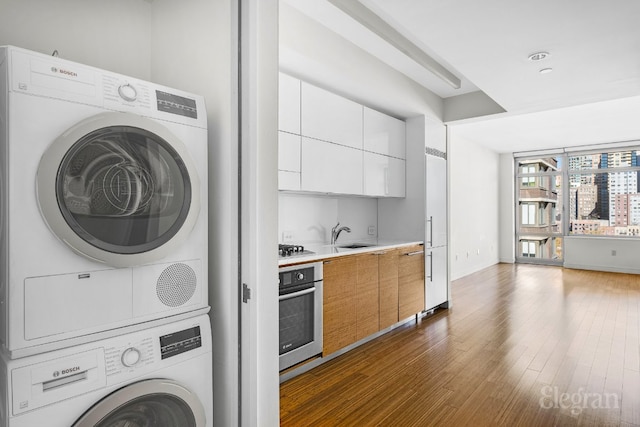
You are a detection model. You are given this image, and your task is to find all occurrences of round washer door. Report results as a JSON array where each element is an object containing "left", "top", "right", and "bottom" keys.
[
  {"left": 72, "top": 379, "right": 206, "bottom": 427},
  {"left": 37, "top": 112, "right": 200, "bottom": 267}
]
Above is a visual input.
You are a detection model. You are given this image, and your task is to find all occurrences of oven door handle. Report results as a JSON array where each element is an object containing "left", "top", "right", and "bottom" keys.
[{"left": 279, "top": 287, "right": 316, "bottom": 301}]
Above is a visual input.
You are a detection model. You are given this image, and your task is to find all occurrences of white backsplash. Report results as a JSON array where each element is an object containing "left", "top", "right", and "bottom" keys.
[{"left": 278, "top": 193, "right": 378, "bottom": 245}]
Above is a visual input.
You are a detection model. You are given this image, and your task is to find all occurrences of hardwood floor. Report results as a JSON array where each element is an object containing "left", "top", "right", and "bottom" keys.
[{"left": 280, "top": 263, "right": 640, "bottom": 426}]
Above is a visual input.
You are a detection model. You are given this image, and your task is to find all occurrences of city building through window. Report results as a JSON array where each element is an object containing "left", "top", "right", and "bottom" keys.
[
  {"left": 515, "top": 146, "right": 640, "bottom": 264},
  {"left": 516, "top": 157, "right": 563, "bottom": 264}
]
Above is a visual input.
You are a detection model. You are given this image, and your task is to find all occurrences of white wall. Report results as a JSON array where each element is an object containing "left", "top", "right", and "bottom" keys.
[
  {"left": 378, "top": 116, "right": 426, "bottom": 242},
  {"left": 498, "top": 153, "right": 515, "bottom": 263},
  {"left": 448, "top": 130, "right": 500, "bottom": 280},
  {"left": 564, "top": 236, "right": 640, "bottom": 274},
  {"left": 0, "top": 0, "right": 152, "bottom": 79},
  {"left": 239, "top": 0, "right": 280, "bottom": 425},
  {"left": 279, "top": 193, "right": 378, "bottom": 244}
]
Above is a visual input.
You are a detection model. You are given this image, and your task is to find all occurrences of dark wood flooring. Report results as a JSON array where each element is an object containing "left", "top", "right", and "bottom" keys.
[{"left": 280, "top": 263, "right": 640, "bottom": 426}]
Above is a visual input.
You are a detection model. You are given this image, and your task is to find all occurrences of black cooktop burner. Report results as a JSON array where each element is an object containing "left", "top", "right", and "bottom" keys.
[{"left": 279, "top": 244, "right": 314, "bottom": 257}]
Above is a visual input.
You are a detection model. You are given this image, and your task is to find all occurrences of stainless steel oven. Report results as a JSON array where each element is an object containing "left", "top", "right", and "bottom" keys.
[{"left": 278, "top": 262, "right": 323, "bottom": 371}]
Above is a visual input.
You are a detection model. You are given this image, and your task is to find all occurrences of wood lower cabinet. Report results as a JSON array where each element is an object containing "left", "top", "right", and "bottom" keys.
[
  {"left": 378, "top": 249, "right": 399, "bottom": 329},
  {"left": 323, "top": 256, "right": 357, "bottom": 356},
  {"left": 356, "top": 253, "right": 379, "bottom": 341},
  {"left": 398, "top": 244, "right": 426, "bottom": 319},
  {"left": 322, "top": 245, "right": 424, "bottom": 357}
]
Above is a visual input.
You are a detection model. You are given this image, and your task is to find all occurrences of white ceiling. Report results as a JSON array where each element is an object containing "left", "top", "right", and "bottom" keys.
[{"left": 284, "top": 0, "right": 640, "bottom": 153}]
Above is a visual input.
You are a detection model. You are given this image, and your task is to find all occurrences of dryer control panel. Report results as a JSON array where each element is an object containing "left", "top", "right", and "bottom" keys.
[{"left": 160, "top": 325, "right": 202, "bottom": 359}]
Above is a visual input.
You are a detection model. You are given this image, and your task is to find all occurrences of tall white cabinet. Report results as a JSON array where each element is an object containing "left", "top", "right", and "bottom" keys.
[{"left": 424, "top": 118, "right": 448, "bottom": 310}]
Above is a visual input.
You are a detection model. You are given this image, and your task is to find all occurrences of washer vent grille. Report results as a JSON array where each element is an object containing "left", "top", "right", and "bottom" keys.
[{"left": 156, "top": 263, "right": 197, "bottom": 307}]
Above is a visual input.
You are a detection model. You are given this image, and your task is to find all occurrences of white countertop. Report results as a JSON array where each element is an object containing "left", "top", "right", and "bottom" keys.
[{"left": 278, "top": 240, "right": 424, "bottom": 266}]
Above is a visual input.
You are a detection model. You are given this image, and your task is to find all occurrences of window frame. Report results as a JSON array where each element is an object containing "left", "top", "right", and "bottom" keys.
[
  {"left": 514, "top": 154, "right": 563, "bottom": 265},
  {"left": 514, "top": 144, "right": 640, "bottom": 265}
]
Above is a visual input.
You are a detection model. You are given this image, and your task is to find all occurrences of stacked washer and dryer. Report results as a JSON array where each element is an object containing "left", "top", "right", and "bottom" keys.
[{"left": 0, "top": 46, "right": 212, "bottom": 426}]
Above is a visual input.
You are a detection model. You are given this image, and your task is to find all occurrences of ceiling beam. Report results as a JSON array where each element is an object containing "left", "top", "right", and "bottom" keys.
[{"left": 328, "top": 0, "right": 461, "bottom": 89}]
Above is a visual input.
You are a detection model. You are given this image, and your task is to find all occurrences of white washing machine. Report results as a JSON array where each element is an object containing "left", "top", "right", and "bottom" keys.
[
  {"left": 0, "top": 315, "right": 213, "bottom": 427},
  {"left": 0, "top": 46, "right": 209, "bottom": 359}
]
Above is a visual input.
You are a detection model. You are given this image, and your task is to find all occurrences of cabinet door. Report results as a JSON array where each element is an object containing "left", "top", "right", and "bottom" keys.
[
  {"left": 301, "top": 82, "right": 363, "bottom": 150},
  {"left": 301, "top": 137, "right": 363, "bottom": 195},
  {"left": 425, "top": 245, "right": 448, "bottom": 310},
  {"left": 378, "top": 249, "right": 399, "bottom": 330},
  {"left": 279, "top": 73, "right": 300, "bottom": 134},
  {"left": 364, "top": 107, "right": 406, "bottom": 159},
  {"left": 356, "top": 253, "right": 379, "bottom": 341},
  {"left": 323, "top": 257, "right": 357, "bottom": 356},
  {"left": 398, "top": 245, "right": 425, "bottom": 319},
  {"left": 278, "top": 132, "right": 301, "bottom": 191},
  {"left": 363, "top": 152, "right": 405, "bottom": 197},
  {"left": 425, "top": 154, "right": 447, "bottom": 248}
]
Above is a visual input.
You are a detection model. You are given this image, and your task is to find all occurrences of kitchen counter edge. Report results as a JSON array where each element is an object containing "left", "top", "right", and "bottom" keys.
[{"left": 278, "top": 241, "right": 424, "bottom": 267}]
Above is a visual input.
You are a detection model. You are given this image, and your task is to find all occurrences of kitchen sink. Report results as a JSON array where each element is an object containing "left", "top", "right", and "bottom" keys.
[{"left": 337, "top": 243, "right": 374, "bottom": 249}]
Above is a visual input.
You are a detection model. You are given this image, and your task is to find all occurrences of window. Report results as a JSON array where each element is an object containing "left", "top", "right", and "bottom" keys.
[
  {"left": 515, "top": 157, "right": 563, "bottom": 264},
  {"left": 521, "top": 203, "right": 536, "bottom": 225},
  {"left": 515, "top": 146, "right": 640, "bottom": 265},
  {"left": 539, "top": 204, "right": 547, "bottom": 225},
  {"left": 568, "top": 149, "right": 640, "bottom": 235},
  {"left": 521, "top": 241, "right": 536, "bottom": 257},
  {"left": 521, "top": 165, "right": 536, "bottom": 187}
]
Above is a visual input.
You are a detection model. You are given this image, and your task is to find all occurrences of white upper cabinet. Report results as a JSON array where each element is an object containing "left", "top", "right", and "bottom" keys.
[
  {"left": 363, "top": 107, "right": 406, "bottom": 159},
  {"left": 301, "top": 82, "right": 363, "bottom": 150},
  {"left": 278, "top": 74, "right": 406, "bottom": 197},
  {"left": 278, "top": 131, "right": 301, "bottom": 191},
  {"left": 278, "top": 132, "right": 301, "bottom": 172},
  {"left": 279, "top": 73, "right": 301, "bottom": 134},
  {"left": 301, "top": 137, "right": 363, "bottom": 195},
  {"left": 363, "top": 152, "right": 405, "bottom": 197}
]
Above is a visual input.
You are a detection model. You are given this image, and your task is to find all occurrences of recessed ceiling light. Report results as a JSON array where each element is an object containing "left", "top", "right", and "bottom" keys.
[
  {"left": 539, "top": 68, "right": 553, "bottom": 74},
  {"left": 528, "top": 51, "right": 550, "bottom": 61}
]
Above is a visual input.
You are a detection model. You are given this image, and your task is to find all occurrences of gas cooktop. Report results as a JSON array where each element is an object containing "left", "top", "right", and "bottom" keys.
[{"left": 278, "top": 244, "right": 315, "bottom": 258}]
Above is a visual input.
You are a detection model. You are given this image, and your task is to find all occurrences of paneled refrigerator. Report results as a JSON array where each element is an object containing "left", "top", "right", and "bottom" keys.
[{"left": 425, "top": 145, "right": 449, "bottom": 310}]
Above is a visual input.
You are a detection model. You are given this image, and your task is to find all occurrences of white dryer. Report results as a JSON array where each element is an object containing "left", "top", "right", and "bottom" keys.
[
  {"left": 0, "top": 315, "right": 213, "bottom": 427},
  {"left": 0, "top": 46, "right": 209, "bottom": 358}
]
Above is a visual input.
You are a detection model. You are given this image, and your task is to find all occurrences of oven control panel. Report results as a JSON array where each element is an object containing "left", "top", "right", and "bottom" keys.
[{"left": 279, "top": 266, "right": 315, "bottom": 288}]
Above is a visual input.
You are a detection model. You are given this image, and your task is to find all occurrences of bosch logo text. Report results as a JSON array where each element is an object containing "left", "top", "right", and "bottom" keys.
[
  {"left": 54, "top": 366, "right": 81, "bottom": 377},
  {"left": 50, "top": 66, "right": 78, "bottom": 77}
]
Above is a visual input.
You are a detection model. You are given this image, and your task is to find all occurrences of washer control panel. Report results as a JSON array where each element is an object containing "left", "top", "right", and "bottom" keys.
[
  {"left": 104, "top": 336, "right": 154, "bottom": 376},
  {"left": 117, "top": 83, "right": 138, "bottom": 102},
  {"left": 156, "top": 90, "right": 198, "bottom": 119},
  {"left": 121, "top": 347, "right": 142, "bottom": 367},
  {"left": 102, "top": 74, "right": 151, "bottom": 109}
]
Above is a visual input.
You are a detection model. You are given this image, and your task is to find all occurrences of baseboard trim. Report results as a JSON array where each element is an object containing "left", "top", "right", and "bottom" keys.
[{"left": 563, "top": 263, "right": 640, "bottom": 275}]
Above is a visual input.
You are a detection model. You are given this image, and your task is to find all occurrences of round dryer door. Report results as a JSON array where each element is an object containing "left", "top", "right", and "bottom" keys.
[
  {"left": 37, "top": 112, "right": 200, "bottom": 267},
  {"left": 72, "top": 379, "right": 206, "bottom": 427}
]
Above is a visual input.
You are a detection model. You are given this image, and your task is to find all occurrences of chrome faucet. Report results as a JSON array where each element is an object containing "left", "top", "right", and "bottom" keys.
[{"left": 331, "top": 222, "right": 351, "bottom": 245}]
